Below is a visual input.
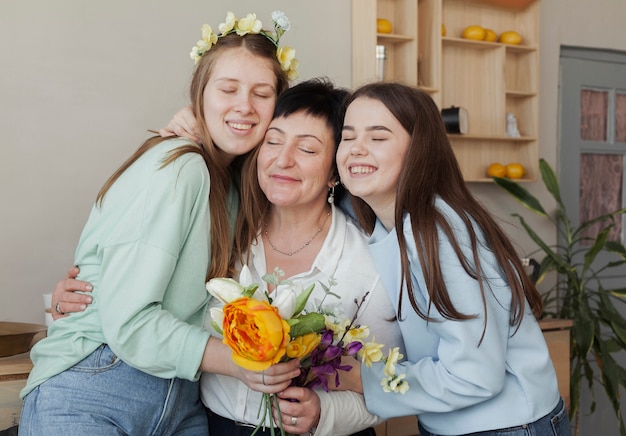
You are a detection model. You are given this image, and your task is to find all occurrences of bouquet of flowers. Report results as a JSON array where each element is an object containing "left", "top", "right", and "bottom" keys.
[{"left": 206, "top": 268, "right": 408, "bottom": 436}]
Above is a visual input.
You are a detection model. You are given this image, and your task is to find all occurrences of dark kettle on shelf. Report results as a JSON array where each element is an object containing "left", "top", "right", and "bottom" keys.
[{"left": 441, "top": 106, "right": 468, "bottom": 134}]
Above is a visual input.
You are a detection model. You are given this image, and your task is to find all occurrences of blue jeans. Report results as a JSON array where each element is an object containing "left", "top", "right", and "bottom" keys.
[
  {"left": 19, "top": 344, "right": 208, "bottom": 436},
  {"left": 418, "top": 398, "right": 571, "bottom": 436}
]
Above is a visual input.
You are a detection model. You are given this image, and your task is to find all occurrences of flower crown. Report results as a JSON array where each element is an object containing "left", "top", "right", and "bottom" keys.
[{"left": 190, "top": 11, "right": 299, "bottom": 80}]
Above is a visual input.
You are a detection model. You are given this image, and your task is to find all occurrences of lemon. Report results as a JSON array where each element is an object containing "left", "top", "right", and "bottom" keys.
[
  {"left": 442, "top": 24, "right": 446, "bottom": 36},
  {"left": 461, "top": 25, "right": 485, "bottom": 41},
  {"left": 505, "top": 163, "right": 525, "bottom": 179},
  {"left": 499, "top": 31, "right": 522, "bottom": 45},
  {"left": 377, "top": 18, "right": 393, "bottom": 34},
  {"left": 486, "top": 163, "right": 506, "bottom": 178},
  {"left": 483, "top": 28, "right": 497, "bottom": 42}
]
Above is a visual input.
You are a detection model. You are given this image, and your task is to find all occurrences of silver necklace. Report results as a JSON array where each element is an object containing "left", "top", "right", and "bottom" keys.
[{"left": 264, "top": 211, "right": 331, "bottom": 256}]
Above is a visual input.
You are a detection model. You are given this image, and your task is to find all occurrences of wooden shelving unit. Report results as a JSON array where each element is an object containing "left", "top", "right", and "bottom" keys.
[{"left": 352, "top": 0, "right": 540, "bottom": 182}]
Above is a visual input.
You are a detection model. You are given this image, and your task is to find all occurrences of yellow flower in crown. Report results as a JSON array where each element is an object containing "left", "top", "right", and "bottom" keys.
[
  {"left": 276, "top": 46, "right": 296, "bottom": 71},
  {"left": 222, "top": 298, "right": 291, "bottom": 371},
  {"left": 218, "top": 11, "right": 236, "bottom": 34},
  {"left": 235, "top": 13, "right": 263, "bottom": 35},
  {"left": 286, "top": 332, "right": 323, "bottom": 359}
]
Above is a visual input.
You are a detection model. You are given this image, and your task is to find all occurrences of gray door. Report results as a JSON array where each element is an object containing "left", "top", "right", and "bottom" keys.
[{"left": 559, "top": 45, "right": 626, "bottom": 435}]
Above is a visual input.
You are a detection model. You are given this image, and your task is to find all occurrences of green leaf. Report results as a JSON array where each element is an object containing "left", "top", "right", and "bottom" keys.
[
  {"left": 583, "top": 227, "right": 610, "bottom": 273},
  {"left": 242, "top": 284, "right": 259, "bottom": 298},
  {"left": 539, "top": 159, "right": 565, "bottom": 209},
  {"left": 573, "top": 310, "right": 594, "bottom": 357},
  {"left": 287, "top": 312, "right": 325, "bottom": 337},
  {"left": 609, "top": 288, "right": 626, "bottom": 298},
  {"left": 606, "top": 240, "right": 626, "bottom": 260},
  {"left": 210, "top": 320, "right": 223, "bottom": 335},
  {"left": 492, "top": 177, "right": 548, "bottom": 216},
  {"left": 514, "top": 214, "right": 566, "bottom": 270},
  {"left": 292, "top": 283, "right": 315, "bottom": 317}
]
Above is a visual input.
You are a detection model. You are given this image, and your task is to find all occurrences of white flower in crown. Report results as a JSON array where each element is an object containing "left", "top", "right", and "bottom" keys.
[{"left": 271, "top": 11, "right": 291, "bottom": 32}]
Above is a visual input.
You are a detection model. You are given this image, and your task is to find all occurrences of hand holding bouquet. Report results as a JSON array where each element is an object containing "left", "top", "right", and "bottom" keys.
[{"left": 206, "top": 268, "right": 407, "bottom": 436}]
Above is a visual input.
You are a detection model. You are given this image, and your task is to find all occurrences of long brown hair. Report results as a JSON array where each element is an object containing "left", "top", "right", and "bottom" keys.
[
  {"left": 347, "top": 83, "right": 542, "bottom": 342},
  {"left": 95, "top": 33, "right": 288, "bottom": 280}
]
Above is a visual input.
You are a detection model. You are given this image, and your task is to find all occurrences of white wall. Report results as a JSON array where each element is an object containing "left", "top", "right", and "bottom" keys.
[{"left": 0, "top": 0, "right": 351, "bottom": 324}]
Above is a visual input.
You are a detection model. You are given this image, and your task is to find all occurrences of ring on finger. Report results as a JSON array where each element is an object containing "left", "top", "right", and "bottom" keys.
[
  {"left": 291, "top": 416, "right": 298, "bottom": 426},
  {"left": 55, "top": 302, "right": 65, "bottom": 315}
]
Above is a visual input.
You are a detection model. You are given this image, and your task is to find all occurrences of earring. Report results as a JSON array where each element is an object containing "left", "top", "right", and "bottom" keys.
[{"left": 328, "top": 180, "right": 340, "bottom": 204}]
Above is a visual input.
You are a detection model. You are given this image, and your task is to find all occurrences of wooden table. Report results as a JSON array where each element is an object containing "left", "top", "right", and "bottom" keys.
[{"left": 0, "top": 352, "right": 33, "bottom": 429}]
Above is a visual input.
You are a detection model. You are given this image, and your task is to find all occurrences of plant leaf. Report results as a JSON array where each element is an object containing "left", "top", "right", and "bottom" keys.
[
  {"left": 293, "top": 283, "right": 315, "bottom": 317},
  {"left": 582, "top": 227, "right": 610, "bottom": 273},
  {"left": 539, "top": 158, "right": 566, "bottom": 211},
  {"left": 492, "top": 177, "right": 547, "bottom": 216}
]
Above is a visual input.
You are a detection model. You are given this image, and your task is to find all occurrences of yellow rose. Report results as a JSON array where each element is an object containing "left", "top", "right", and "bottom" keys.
[
  {"left": 286, "top": 332, "right": 322, "bottom": 359},
  {"left": 222, "top": 298, "right": 290, "bottom": 371}
]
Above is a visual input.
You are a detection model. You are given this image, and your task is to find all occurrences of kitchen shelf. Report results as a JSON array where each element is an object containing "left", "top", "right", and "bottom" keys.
[{"left": 352, "top": 0, "right": 540, "bottom": 182}]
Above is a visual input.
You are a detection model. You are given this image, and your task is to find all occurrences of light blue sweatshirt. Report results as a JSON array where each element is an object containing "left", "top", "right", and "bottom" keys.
[{"left": 361, "top": 197, "right": 560, "bottom": 435}]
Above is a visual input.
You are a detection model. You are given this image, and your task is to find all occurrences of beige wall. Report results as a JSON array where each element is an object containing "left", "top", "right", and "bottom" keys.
[
  {"left": 0, "top": 0, "right": 351, "bottom": 324},
  {"left": 2, "top": 0, "right": 626, "bottom": 328}
]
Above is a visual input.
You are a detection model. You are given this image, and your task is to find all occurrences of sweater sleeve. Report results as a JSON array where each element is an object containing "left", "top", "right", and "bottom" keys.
[
  {"left": 314, "top": 390, "right": 383, "bottom": 436},
  {"left": 94, "top": 148, "right": 212, "bottom": 380}
]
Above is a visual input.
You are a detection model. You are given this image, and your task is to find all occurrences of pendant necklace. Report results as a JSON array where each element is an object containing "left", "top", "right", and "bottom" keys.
[{"left": 264, "top": 210, "right": 331, "bottom": 256}]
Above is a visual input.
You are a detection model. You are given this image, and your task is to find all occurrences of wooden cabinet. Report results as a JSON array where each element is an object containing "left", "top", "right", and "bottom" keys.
[{"left": 352, "top": 0, "right": 540, "bottom": 182}]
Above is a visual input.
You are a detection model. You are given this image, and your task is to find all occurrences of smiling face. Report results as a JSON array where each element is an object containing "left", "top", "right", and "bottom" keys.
[
  {"left": 337, "top": 96, "right": 410, "bottom": 221},
  {"left": 257, "top": 111, "right": 336, "bottom": 210},
  {"left": 202, "top": 47, "right": 278, "bottom": 162}
]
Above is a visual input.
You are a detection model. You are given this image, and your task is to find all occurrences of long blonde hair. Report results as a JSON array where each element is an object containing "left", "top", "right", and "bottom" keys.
[{"left": 95, "top": 33, "right": 289, "bottom": 280}]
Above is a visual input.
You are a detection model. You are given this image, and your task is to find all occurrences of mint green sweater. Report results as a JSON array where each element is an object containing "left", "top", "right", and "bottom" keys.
[{"left": 22, "top": 138, "right": 236, "bottom": 397}]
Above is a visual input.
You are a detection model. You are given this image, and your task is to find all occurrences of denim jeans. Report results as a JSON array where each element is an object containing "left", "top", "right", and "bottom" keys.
[
  {"left": 20, "top": 344, "right": 208, "bottom": 436},
  {"left": 417, "top": 398, "right": 571, "bottom": 436}
]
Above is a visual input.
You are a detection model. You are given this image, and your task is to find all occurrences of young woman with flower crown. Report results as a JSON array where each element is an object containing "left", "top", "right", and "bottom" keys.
[
  {"left": 331, "top": 83, "right": 572, "bottom": 436},
  {"left": 19, "top": 12, "right": 301, "bottom": 435}
]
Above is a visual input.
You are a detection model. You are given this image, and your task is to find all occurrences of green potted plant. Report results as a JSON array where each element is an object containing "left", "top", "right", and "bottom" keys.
[{"left": 493, "top": 158, "right": 626, "bottom": 436}]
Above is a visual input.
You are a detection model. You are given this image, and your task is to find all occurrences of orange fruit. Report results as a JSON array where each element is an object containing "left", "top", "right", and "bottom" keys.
[
  {"left": 486, "top": 163, "right": 506, "bottom": 178},
  {"left": 483, "top": 28, "right": 497, "bottom": 42},
  {"left": 499, "top": 31, "right": 522, "bottom": 45},
  {"left": 461, "top": 25, "right": 485, "bottom": 40},
  {"left": 377, "top": 18, "right": 393, "bottom": 34},
  {"left": 505, "top": 163, "right": 525, "bottom": 179}
]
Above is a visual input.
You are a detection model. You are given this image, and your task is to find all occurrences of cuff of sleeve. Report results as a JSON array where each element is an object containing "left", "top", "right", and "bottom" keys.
[{"left": 177, "top": 327, "right": 212, "bottom": 381}]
